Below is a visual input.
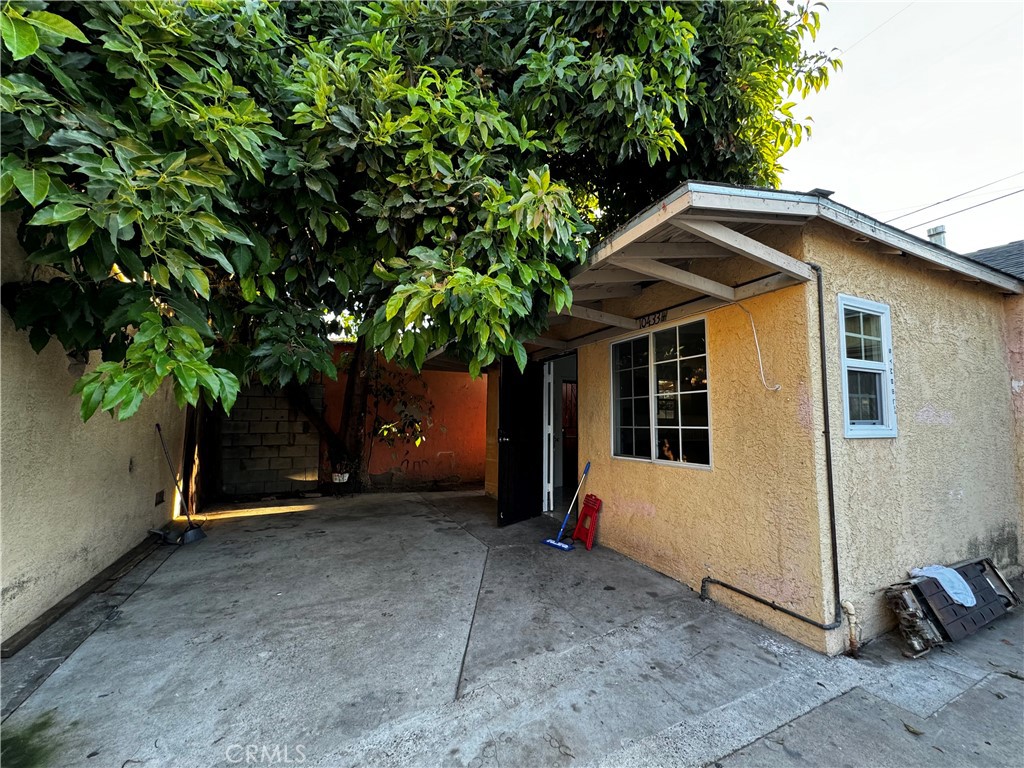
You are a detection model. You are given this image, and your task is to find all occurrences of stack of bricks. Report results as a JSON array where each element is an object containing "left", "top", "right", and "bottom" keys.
[{"left": 219, "top": 384, "right": 323, "bottom": 497}]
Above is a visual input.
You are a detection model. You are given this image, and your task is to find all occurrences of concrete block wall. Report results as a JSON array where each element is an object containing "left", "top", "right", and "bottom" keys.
[{"left": 219, "top": 384, "right": 323, "bottom": 496}]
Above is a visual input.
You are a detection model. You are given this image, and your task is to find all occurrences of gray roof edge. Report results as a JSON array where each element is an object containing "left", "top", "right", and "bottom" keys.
[
  {"left": 585, "top": 182, "right": 694, "bottom": 262},
  {"left": 685, "top": 180, "right": 821, "bottom": 206},
  {"left": 815, "top": 199, "right": 1023, "bottom": 293},
  {"left": 961, "top": 241, "right": 1024, "bottom": 281}
]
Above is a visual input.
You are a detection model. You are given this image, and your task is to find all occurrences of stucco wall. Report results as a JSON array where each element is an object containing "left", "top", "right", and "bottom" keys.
[
  {"left": 805, "top": 221, "right": 1022, "bottom": 650},
  {"left": 1, "top": 215, "right": 186, "bottom": 642},
  {"left": 1005, "top": 296, "right": 1024, "bottom": 571},
  {"left": 365, "top": 370, "right": 487, "bottom": 487},
  {"left": 568, "top": 220, "right": 1020, "bottom": 654},
  {"left": 484, "top": 370, "right": 499, "bottom": 498},
  {"left": 577, "top": 281, "right": 832, "bottom": 651},
  {"left": 322, "top": 361, "right": 487, "bottom": 489}
]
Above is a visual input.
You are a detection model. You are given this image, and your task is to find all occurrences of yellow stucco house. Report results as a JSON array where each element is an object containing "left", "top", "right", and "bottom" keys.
[
  {"left": 488, "top": 182, "right": 1023, "bottom": 655},
  {"left": 4, "top": 186, "right": 1021, "bottom": 658}
]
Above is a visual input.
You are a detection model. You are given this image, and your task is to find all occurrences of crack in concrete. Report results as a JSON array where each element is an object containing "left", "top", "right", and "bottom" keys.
[{"left": 455, "top": 549, "right": 490, "bottom": 701}]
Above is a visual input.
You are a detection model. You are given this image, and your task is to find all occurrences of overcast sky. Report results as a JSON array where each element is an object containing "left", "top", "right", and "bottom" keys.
[{"left": 780, "top": 0, "right": 1024, "bottom": 255}]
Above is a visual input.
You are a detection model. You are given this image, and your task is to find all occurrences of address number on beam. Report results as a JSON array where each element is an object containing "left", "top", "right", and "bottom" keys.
[{"left": 638, "top": 310, "right": 668, "bottom": 329}]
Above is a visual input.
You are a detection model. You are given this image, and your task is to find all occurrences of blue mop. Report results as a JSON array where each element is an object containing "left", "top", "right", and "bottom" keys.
[{"left": 542, "top": 461, "right": 590, "bottom": 552}]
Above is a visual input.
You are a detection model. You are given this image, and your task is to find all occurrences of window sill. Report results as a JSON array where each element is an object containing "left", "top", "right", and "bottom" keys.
[
  {"left": 843, "top": 426, "right": 898, "bottom": 439},
  {"left": 611, "top": 455, "right": 713, "bottom": 471}
]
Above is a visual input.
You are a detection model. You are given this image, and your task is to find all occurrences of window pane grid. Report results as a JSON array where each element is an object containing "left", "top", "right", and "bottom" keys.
[
  {"left": 613, "top": 337, "right": 652, "bottom": 458},
  {"left": 847, "top": 370, "right": 881, "bottom": 424},
  {"left": 613, "top": 320, "right": 710, "bottom": 466},
  {"left": 839, "top": 296, "right": 896, "bottom": 438},
  {"left": 844, "top": 308, "right": 883, "bottom": 362}
]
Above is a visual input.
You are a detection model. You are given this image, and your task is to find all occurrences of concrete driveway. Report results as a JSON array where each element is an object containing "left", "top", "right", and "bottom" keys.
[{"left": 2, "top": 491, "right": 1021, "bottom": 767}]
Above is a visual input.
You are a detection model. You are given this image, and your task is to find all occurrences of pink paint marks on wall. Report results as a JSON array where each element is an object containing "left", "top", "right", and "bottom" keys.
[
  {"left": 1005, "top": 299, "right": 1024, "bottom": 506},
  {"left": 606, "top": 496, "right": 657, "bottom": 519},
  {"left": 1003, "top": 297, "right": 1024, "bottom": 415},
  {"left": 914, "top": 404, "right": 955, "bottom": 426},
  {"left": 795, "top": 381, "right": 814, "bottom": 434}
]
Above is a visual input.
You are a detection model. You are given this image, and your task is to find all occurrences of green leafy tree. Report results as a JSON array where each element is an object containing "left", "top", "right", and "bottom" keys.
[{"left": 1, "top": 0, "right": 837, "bottom": 470}]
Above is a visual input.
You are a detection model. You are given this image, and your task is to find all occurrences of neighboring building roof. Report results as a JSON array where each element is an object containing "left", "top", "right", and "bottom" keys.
[{"left": 962, "top": 240, "right": 1024, "bottom": 281}]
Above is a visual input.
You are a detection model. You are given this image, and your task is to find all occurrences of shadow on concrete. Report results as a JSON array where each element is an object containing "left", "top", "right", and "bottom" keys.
[{"left": 2, "top": 491, "right": 1021, "bottom": 768}]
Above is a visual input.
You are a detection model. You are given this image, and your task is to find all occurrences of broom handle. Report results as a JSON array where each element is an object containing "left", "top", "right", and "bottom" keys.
[
  {"left": 555, "top": 461, "right": 590, "bottom": 540},
  {"left": 155, "top": 423, "right": 194, "bottom": 525}
]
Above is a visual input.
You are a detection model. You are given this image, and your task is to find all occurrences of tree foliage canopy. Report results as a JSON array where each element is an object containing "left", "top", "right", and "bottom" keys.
[{"left": 0, "top": 0, "right": 837, "bottom": 421}]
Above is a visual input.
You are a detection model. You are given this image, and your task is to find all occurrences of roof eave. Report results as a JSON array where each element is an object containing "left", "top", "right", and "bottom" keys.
[
  {"left": 817, "top": 200, "right": 1023, "bottom": 294},
  {"left": 587, "top": 182, "right": 1023, "bottom": 295},
  {"left": 585, "top": 185, "right": 694, "bottom": 270}
]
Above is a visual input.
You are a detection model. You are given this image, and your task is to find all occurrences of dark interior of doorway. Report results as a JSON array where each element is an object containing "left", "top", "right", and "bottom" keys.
[
  {"left": 554, "top": 379, "right": 578, "bottom": 509},
  {"left": 497, "top": 356, "right": 544, "bottom": 526},
  {"left": 550, "top": 354, "right": 579, "bottom": 514}
]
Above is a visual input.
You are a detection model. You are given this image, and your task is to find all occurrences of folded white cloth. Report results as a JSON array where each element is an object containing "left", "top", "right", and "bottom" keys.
[{"left": 910, "top": 565, "right": 977, "bottom": 607}]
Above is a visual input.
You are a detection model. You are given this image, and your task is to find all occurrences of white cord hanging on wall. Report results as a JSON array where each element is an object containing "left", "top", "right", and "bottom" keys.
[{"left": 733, "top": 302, "right": 782, "bottom": 392}]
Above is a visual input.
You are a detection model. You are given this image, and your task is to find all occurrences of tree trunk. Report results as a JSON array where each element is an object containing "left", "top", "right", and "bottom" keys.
[
  {"left": 282, "top": 380, "right": 344, "bottom": 474},
  {"left": 283, "top": 336, "right": 371, "bottom": 493},
  {"left": 339, "top": 336, "right": 370, "bottom": 490}
]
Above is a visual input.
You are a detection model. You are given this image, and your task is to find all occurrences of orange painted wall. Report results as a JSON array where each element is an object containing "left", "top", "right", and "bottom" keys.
[
  {"left": 484, "top": 370, "right": 500, "bottom": 498},
  {"left": 322, "top": 348, "right": 488, "bottom": 487}
]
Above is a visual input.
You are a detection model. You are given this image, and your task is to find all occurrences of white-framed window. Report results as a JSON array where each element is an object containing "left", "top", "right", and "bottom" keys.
[
  {"left": 838, "top": 294, "right": 897, "bottom": 438},
  {"left": 611, "top": 318, "right": 711, "bottom": 466}
]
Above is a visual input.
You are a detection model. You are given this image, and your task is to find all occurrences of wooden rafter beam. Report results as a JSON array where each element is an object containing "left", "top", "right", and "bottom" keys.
[
  {"left": 562, "top": 304, "right": 638, "bottom": 329},
  {"left": 571, "top": 266, "right": 648, "bottom": 285},
  {"left": 669, "top": 218, "right": 813, "bottom": 281},
  {"left": 587, "top": 186, "right": 693, "bottom": 267},
  {"left": 570, "top": 284, "right": 643, "bottom": 302},
  {"left": 530, "top": 337, "right": 568, "bottom": 350},
  {"left": 609, "top": 257, "right": 735, "bottom": 301},
  {"left": 610, "top": 242, "right": 732, "bottom": 260},
  {"left": 532, "top": 324, "right": 630, "bottom": 360},
  {"left": 533, "top": 272, "right": 803, "bottom": 360}
]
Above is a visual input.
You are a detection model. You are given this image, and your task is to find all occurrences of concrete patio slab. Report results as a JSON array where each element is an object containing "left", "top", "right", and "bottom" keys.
[
  {"left": 0, "top": 546, "right": 176, "bottom": 720},
  {"left": 720, "top": 674, "right": 1023, "bottom": 767},
  {"left": 2, "top": 490, "right": 1021, "bottom": 768}
]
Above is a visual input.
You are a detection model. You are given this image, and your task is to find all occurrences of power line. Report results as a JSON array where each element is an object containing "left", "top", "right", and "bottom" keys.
[
  {"left": 902, "top": 188, "right": 1024, "bottom": 230},
  {"left": 841, "top": 2, "right": 916, "bottom": 54},
  {"left": 885, "top": 171, "right": 1024, "bottom": 223},
  {"left": 878, "top": 186, "right": 1023, "bottom": 216}
]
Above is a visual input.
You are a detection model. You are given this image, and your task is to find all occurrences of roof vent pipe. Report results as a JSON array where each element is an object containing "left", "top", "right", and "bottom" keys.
[{"left": 927, "top": 225, "right": 947, "bottom": 247}]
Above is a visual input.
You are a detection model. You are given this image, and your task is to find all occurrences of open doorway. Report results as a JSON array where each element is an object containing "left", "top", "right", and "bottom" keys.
[
  {"left": 491, "top": 351, "right": 579, "bottom": 527},
  {"left": 495, "top": 357, "right": 544, "bottom": 526},
  {"left": 543, "top": 353, "right": 578, "bottom": 515}
]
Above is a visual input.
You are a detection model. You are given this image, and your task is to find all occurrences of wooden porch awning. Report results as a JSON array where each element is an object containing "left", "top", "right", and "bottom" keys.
[
  {"left": 532, "top": 184, "right": 814, "bottom": 356},
  {"left": 531, "top": 181, "right": 1022, "bottom": 358}
]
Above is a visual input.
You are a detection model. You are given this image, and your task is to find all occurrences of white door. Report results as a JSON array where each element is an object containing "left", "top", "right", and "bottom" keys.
[{"left": 542, "top": 360, "right": 554, "bottom": 513}]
